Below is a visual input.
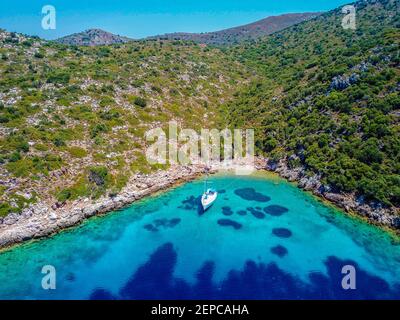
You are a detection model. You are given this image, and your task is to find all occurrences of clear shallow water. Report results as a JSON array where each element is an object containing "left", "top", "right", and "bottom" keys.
[{"left": 0, "top": 173, "right": 399, "bottom": 300}]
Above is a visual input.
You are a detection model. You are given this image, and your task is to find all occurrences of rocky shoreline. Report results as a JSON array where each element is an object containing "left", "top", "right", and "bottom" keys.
[
  {"left": 0, "top": 165, "right": 207, "bottom": 250},
  {"left": 1, "top": 158, "right": 399, "bottom": 251},
  {"left": 255, "top": 157, "right": 400, "bottom": 232}
]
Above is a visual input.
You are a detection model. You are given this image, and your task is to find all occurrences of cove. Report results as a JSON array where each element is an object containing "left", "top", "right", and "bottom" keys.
[{"left": 0, "top": 172, "right": 399, "bottom": 300}]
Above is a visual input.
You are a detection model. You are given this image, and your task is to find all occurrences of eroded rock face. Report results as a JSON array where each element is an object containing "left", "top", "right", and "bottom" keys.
[
  {"left": 298, "top": 175, "right": 321, "bottom": 191},
  {"left": 266, "top": 159, "right": 278, "bottom": 171},
  {"left": 274, "top": 159, "right": 303, "bottom": 182}
]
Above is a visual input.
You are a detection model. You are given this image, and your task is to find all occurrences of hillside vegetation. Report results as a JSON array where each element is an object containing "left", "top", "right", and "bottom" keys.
[
  {"left": 223, "top": 0, "right": 400, "bottom": 206},
  {"left": 0, "top": 33, "right": 248, "bottom": 216}
]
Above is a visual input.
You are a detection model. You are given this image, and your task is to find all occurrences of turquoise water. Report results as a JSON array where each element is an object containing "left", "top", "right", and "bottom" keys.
[{"left": 0, "top": 173, "right": 399, "bottom": 300}]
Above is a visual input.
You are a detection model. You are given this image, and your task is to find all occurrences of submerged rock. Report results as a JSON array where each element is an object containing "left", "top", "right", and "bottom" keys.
[
  {"left": 222, "top": 206, "right": 234, "bottom": 216},
  {"left": 144, "top": 224, "right": 158, "bottom": 232},
  {"left": 234, "top": 188, "right": 271, "bottom": 202},
  {"left": 271, "top": 245, "right": 288, "bottom": 257},
  {"left": 217, "top": 219, "right": 242, "bottom": 230},
  {"left": 264, "top": 205, "right": 288, "bottom": 216},
  {"left": 272, "top": 228, "right": 292, "bottom": 238},
  {"left": 247, "top": 207, "right": 266, "bottom": 219}
]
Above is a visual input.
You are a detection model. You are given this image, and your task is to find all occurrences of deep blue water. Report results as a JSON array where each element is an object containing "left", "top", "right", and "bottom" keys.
[{"left": 0, "top": 173, "right": 400, "bottom": 300}]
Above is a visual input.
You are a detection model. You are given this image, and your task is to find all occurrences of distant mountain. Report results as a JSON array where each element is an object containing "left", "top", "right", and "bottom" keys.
[
  {"left": 148, "top": 12, "right": 321, "bottom": 45},
  {"left": 55, "top": 29, "right": 132, "bottom": 46},
  {"left": 55, "top": 13, "right": 320, "bottom": 47}
]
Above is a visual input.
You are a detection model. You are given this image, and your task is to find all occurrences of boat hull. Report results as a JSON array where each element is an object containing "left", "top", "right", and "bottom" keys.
[{"left": 201, "top": 192, "right": 218, "bottom": 211}]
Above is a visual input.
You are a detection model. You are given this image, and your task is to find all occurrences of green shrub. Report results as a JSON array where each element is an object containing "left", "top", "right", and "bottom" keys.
[
  {"left": 99, "top": 96, "right": 115, "bottom": 108},
  {"left": 9, "top": 151, "right": 21, "bottom": 162},
  {"left": 0, "top": 202, "right": 15, "bottom": 217},
  {"left": 0, "top": 115, "right": 9, "bottom": 123},
  {"left": 68, "top": 146, "right": 87, "bottom": 158},
  {"left": 53, "top": 136, "right": 66, "bottom": 147},
  {"left": 90, "top": 123, "right": 109, "bottom": 138},
  {"left": 34, "top": 51, "right": 44, "bottom": 59},
  {"left": 47, "top": 71, "right": 70, "bottom": 85},
  {"left": 57, "top": 189, "right": 72, "bottom": 202},
  {"left": 88, "top": 166, "right": 109, "bottom": 186},
  {"left": 129, "top": 96, "right": 147, "bottom": 108}
]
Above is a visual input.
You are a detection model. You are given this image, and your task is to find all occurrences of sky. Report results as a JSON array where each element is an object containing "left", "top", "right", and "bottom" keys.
[{"left": 0, "top": 0, "right": 353, "bottom": 40}]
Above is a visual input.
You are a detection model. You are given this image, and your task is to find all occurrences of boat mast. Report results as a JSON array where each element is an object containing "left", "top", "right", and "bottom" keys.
[{"left": 204, "top": 167, "right": 209, "bottom": 193}]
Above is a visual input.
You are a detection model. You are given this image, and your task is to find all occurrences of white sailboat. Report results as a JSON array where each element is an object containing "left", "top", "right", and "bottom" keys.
[{"left": 201, "top": 174, "right": 218, "bottom": 211}]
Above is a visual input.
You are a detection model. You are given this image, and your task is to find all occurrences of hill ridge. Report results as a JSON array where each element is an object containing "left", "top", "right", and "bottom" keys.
[
  {"left": 54, "top": 12, "right": 321, "bottom": 46},
  {"left": 148, "top": 12, "right": 321, "bottom": 45},
  {"left": 55, "top": 28, "right": 132, "bottom": 46}
]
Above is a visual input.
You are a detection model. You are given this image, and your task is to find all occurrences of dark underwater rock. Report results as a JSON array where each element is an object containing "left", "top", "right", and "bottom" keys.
[
  {"left": 264, "top": 205, "right": 289, "bottom": 216},
  {"left": 272, "top": 228, "right": 292, "bottom": 238},
  {"left": 144, "top": 224, "right": 158, "bottom": 232},
  {"left": 247, "top": 207, "right": 266, "bottom": 219},
  {"left": 234, "top": 188, "right": 271, "bottom": 202},
  {"left": 271, "top": 245, "right": 288, "bottom": 258},
  {"left": 217, "top": 219, "right": 242, "bottom": 230},
  {"left": 222, "top": 206, "right": 234, "bottom": 216},
  {"left": 144, "top": 218, "right": 181, "bottom": 232}
]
